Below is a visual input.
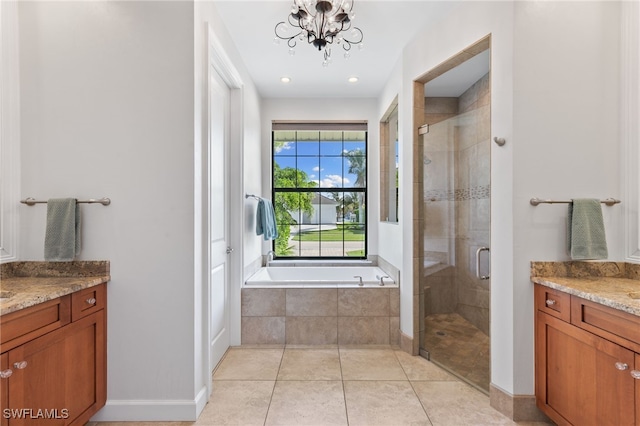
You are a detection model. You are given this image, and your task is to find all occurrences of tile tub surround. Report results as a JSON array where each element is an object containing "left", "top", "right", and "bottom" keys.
[
  {"left": 0, "top": 260, "right": 110, "bottom": 315},
  {"left": 530, "top": 261, "right": 640, "bottom": 317},
  {"left": 241, "top": 287, "right": 400, "bottom": 345}
]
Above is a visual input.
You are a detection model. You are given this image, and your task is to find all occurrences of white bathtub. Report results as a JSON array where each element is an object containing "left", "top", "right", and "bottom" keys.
[{"left": 245, "top": 266, "right": 397, "bottom": 288}]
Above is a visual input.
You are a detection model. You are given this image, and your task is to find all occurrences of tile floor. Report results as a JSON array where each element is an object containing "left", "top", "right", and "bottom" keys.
[{"left": 95, "top": 346, "right": 553, "bottom": 426}]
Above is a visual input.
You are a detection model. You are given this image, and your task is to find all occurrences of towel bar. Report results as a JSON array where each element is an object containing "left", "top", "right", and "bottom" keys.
[
  {"left": 245, "top": 194, "right": 261, "bottom": 201},
  {"left": 530, "top": 198, "right": 620, "bottom": 206},
  {"left": 20, "top": 197, "right": 111, "bottom": 206}
]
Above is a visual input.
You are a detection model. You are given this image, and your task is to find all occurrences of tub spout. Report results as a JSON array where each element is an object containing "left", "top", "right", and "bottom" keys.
[
  {"left": 376, "top": 275, "right": 390, "bottom": 286},
  {"left": 266, "top": 251, "right": 276, "bottom": 266},
  {"left": 354, "top": 275, "right": 363, "bottom": 286}
]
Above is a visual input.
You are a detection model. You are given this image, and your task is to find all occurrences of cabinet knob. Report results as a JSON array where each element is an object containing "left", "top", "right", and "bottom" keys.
[
  {"left": 545, "top": 299, "right": 556, "bottom": 306},
  {"left": 631, "top": 370, "right": 640, "bottom": 380},
  {"left": 13, "top": 361, "right": 27, "bottom": 370},
  {"left": 0, "top": 369, "right": 12, "bottom": 379},
  {"left": 86, "top": 297, "right": 97, "bottom": 305},
  {"left": 615, "top": 362, "right": 629, "bottom": 370}
]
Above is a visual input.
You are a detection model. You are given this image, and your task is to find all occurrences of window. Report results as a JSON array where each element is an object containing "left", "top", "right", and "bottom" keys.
[{"left": 272, "top": 122, "right": 367, "bottom": 259}]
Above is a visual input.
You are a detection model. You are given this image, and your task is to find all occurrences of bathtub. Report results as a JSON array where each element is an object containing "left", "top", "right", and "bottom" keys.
[{"left": 245, "top": 266, "right": 397, "bottom": 288}]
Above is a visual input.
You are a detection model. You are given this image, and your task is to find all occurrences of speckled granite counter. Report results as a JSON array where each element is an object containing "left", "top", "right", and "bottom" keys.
[
  {"left": 531, "top": 261, "right": 640, "bottom": 317},
  {"left": 0, "top": 261, "right": 110, "bottom": 316}
]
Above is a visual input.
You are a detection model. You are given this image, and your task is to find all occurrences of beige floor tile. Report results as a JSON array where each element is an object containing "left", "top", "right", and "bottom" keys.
[
  {"left": 196, "top": 381, "right": 273, "bottom": 426},
  {"left": 278, "top": 348, "right": 342, "bottom": 380},
  {"left": 394, "top": 350, "right": 457, "bottom": 381},
  {"left": 412, "top": 381, "right": 516, "bottom": 425},
  {"left": 213, "top": 348, "right": 283, "bottom": 380},
  {"left": 339, "top": 348, "right": 407, "bottom": 380},
  {"left": 265, "top": 381, "right": 348, "bottom": 426},
  {"left": 343, "top": 381, "right": 431, "bottom": 426}
]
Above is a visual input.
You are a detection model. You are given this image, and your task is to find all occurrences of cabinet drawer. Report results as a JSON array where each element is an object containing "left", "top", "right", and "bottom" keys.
[
  {"left": 72, "top": 284, "right": 105, "bottom": 321},
  {"left": 535, "top": 285, "right": 571, "bottom": 322},
  {"left": 571, "top": 295, "right": 640, "bottom": 353},
  {"left": 0, "top": 296, "right": 71, "bottom": 351}
]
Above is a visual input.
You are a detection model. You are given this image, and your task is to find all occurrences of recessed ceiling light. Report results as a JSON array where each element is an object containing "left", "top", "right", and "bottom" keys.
[
  {"left": 281, "top": 77, "right": 291, "bottom": 83},
  {"left": 348, "top": 77, "right": 359, "bottom": 83}
]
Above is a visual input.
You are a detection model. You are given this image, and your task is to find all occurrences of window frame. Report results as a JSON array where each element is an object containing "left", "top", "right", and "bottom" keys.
[{"left": 271, "top": 123, "right": 368, "bottom": 260}]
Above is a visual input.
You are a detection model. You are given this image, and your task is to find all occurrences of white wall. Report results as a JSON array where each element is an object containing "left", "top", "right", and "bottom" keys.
[
  {"left": 18, "top": 0, "right": 262, "bottom": 420},
  {"left": 19, "top": 0, "right": 197, "bottom": 415},
  {"left": 510, "top": 0, "right": 621, "bottom": 395},
  {"left": 261, "top": 98, "right": 380, "bottom": 256},
  {"left": 385, "top": 0, "right": 622, "bottom": 398}
]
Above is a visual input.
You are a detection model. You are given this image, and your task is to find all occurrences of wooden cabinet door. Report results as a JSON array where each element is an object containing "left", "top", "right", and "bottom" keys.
[
  {"left": 6, "top": 311, "right": 105, "bottom": 426},
  {"left": 0, "top": 352, "right": 8, "bottom": 426},
  {"left": 65, "top": 310, "right": 106, "bottom": 426},
  {"left": 7, "top": 326, "right": 67, "bottom": 426},
  {"left": 536, "top": 312, "right": 635, "bottom": 426},
  {"left": 636, "top": 354, "right": 640, "bottom": 426}
]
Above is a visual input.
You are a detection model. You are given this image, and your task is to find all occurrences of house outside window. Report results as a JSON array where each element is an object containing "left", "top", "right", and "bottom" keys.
[{"left": 272, "top": 122, "right": 367, "bottom": 259}]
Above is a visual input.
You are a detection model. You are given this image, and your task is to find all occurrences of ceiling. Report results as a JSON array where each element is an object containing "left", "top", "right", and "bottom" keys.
[
  {"left": 424, "top": 49, "right": 491, "bottom": 97},
  {"left": 212, "top": 1, "right": 461, "bottom": 99}
]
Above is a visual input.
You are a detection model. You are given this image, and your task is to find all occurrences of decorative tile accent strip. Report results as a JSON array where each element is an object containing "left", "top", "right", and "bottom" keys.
[{"left": 425, "top": 185, "right": 490, "bottom": 202}]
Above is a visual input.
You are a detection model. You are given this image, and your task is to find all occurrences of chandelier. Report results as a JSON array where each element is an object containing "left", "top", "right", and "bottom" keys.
[{"left": 274, "top": 0, "right": 364, "bottom": 66}]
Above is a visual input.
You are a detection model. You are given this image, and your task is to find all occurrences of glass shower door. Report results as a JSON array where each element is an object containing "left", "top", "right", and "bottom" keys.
[{"left": 419, "top": 55, "right": 491, "bottom": 393}]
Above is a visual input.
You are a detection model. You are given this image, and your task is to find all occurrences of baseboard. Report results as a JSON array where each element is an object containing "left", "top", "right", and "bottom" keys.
[
  {"left": 489, "top": 384, "right": 550, "bottom": 422},
  {"left": 91, "top": 386, "right": 209, "bottom": 422},
  {"left": 400, "top": 331, "right": 416, "bottom": 355}
]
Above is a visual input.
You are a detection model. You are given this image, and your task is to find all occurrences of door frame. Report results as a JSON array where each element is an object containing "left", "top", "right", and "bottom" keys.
[{"left": 203, "top": 23, "right": 243, "bottom": 396}]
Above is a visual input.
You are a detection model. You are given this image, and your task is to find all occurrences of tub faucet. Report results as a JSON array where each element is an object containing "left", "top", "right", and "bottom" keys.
[
  {"left": 376, "top": 275, "right": 390, "bottom": 286},
  {"left": 354, "top": 275, "right": 363, "bottom": 287},
  {"left": 266, "top": 251, "right": 276, "bottom": 266}
]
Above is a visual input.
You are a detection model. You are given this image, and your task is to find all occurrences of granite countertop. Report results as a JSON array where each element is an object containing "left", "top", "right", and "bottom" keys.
[
  {"left": 0, "top": 261, "right": 110, "bottom": 316},
  {"left": 531, "top": 261, "right": 640, "bottom": 317}
]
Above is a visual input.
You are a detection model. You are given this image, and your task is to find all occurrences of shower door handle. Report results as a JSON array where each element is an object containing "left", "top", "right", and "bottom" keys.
[{"left": 476, "top": 247, "right": 490, "bottom": 280}]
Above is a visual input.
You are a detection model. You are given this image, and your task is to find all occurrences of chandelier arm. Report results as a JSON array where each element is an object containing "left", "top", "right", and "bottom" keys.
[{"left": 341, "top": 27, "right": 363, "bottom": 45}]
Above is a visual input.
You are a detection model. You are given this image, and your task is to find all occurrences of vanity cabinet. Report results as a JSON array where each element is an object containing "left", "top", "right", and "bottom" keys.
[
  {"left": 535, "top": 284, "right": 640, "bottom": 426},
  {"left": 0, "top": 284, "right": 106, "bottom": 425}
]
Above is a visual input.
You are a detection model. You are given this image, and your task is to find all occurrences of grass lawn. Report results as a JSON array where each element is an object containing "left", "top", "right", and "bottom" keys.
[
  {"left": 346, "top": 249, "right": 365, "bottom": 257},
  {"left": 292, "top": 225, "right": 364, "bottom": 241}
]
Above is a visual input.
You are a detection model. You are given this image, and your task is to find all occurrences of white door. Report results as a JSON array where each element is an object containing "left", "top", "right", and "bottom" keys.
[{"left": 209, "top": 66, "right": 230, "bottom": 372}]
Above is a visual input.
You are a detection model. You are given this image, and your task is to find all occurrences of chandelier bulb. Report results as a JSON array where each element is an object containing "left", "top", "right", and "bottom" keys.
[
  {"left": 358, "top": 42, "right": 364, "bottom": 50},
  {"left": 273, "top": 37, "right": 281, "bottom": 45},
  {"left": 348, "top": 11, "right": 355, "bottom": 20},
  {"left": 322, "top": 60, "right": 329, "bottom": 67},
  {"left": 289, "top": 48, "right": 296, "bottom": 56},
  {"left": 344, "top": 51, "right": 351, "bottom": 59}
]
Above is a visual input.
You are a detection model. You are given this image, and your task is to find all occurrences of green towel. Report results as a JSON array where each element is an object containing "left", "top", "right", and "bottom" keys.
[
  {"left": 44, "top": 198, "right": 81, "bottom": 261},
  {"left": 567, "top": 199, "right": 608, "bottom": 260}
]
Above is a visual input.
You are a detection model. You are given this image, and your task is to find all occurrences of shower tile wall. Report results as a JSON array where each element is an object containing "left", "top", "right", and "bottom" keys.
[{"left": 423, "top": 73, "right": 491, "bottom": 336}]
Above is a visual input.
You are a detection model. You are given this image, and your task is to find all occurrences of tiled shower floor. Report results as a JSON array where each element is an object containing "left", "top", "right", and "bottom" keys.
[
  {"left": 424, "top": 313, "right": 491, "bottom": 393},
  {"left": 93, "top": 346, "right": 550, "bottom": 426}
]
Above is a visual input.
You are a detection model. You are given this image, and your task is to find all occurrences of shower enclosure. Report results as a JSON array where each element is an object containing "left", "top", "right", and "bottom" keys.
[{"left": 416, "top": 40, "right": 491, "bottom": 393}]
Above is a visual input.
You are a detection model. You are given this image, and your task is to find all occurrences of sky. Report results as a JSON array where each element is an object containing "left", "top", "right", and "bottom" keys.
[{"left": 274, "top": 138, "right": 366, "bottom": 189}]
